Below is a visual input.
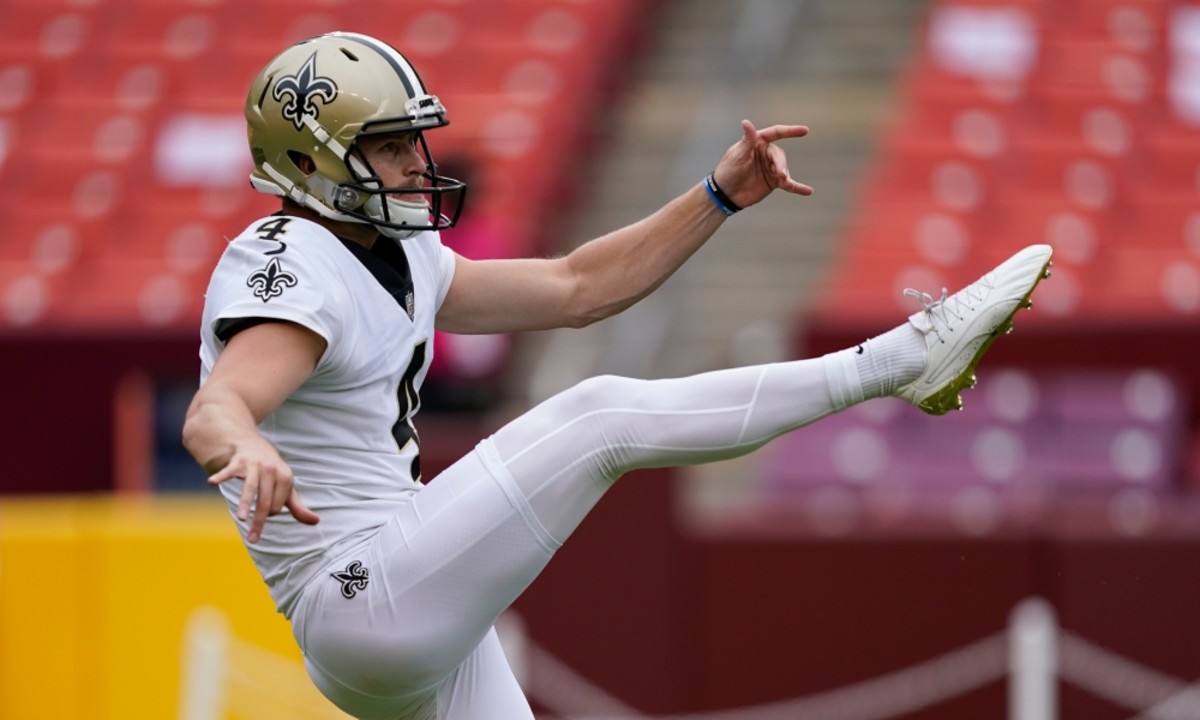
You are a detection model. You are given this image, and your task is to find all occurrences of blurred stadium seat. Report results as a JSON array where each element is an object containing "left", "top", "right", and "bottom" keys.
[
  {"left": 820, "top": 0, "right": 1200, "bottom": 329},
  {"left": 0, "top": 0, "right": 649, "bottom": 339},
  {"left": 803, "top": 0, "right": 1200, "bottom": 522}
]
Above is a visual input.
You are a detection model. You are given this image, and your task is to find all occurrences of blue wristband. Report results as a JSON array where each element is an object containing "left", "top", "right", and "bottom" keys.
[{"left": 703, "top": 173, "right": 742, "bottom": 216}]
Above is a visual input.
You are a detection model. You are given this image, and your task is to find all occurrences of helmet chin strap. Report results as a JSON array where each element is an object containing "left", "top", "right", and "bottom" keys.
[{"left": 377, "top": 224, "right": 419, "bottom": 241}]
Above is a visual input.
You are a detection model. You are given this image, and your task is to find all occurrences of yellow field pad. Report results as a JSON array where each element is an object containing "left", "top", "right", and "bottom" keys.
[{"left": 0, "top": 495, "right": 351, "bottom": 720}]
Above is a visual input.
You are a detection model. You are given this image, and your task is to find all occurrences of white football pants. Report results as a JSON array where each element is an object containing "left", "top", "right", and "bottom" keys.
[{"left": 292, "top": 351, "right": 864, "bottom": 719}]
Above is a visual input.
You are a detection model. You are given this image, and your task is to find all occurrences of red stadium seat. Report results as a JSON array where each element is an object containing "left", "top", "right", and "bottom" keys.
[
  {"left": 1033, "top": 37, "right": 1164, "bottom": 104},
  {"left": 0, "top": 7, "right": 98, "bottom": 58},
  {"left": 1058, "top": 0, "right": 1168, "bottom": 50},
  {"left": 1141, "top": 132, "right": 1200, "bottom": 197},
  {"left": 134, "top": 184, "right": 274, "bottom": 226},
  {"left": 1008, "top": 138, "right": 1135, "bottom": 210},
  {"left": 118, "top": 212, "right": 229, "bottom": 275},
  {"left": 1102, "top": 247, "right": 1200, "bottom": 318},
  {"left": 842, "top": 198, "right": 991, "bottom": 268},
  {"left": 1018, "top": 90, "right": 1147, "bottom": 156},
  {"left": 0, "top": 9, "right": 99, "bottom": 102},
  {"left": 18, "top": 102, "right": 158, "bottom": 176},
  {"left": 1, "top": 207, "right": 113, "bottom": 274},
  {"left": 1127, "top": 195, "right": 1200, "bottom": 251},
  {"left": 54, "top": 61, "right": 173, "bottom": 114},
  {"left": 819, "top": 258, "right": 988, "bottom": 326},
  {"left": 6, "top": 161, "right": 133, "bottom": 230},
  {"left": 991, "top": 193, "right": 1118, "bottom": 266},
  {"left": 907, "top": 0, "right": 1045, "bottom": 103},
  {"left": 98, "top": 6, "right": 230, "bottom": 63},
  {"left": 0, "top": 63, "right": 55, "bottom": 119},
  {"left": 0, "top": 107, "right": 26, "bottom": 190},
  {"left": 57, "top": 257, "right": 208, "bottom": 329},
  {"left": 865, "top": 137, "right": 1003, "bottom": 212},
  {"left": 0, "top": 0, "right": 650, "bottom": 329},
  {"left": 886, "top": 90, "right": 1024, "bottom": 160},
  {"left": 221, "top": 10, "right": 348, "bottom": 58}
]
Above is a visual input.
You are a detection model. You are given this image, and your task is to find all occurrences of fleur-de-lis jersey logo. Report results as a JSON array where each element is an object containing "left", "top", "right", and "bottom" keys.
[
  {"left": 331, "top": 560, "right": 369, "bottom": 599},
  {"left": 272, "top": 52, "right": 338, "bottom": 132},
  {"left": 246, "top": 257, "right": 298, "bottom": 302}
]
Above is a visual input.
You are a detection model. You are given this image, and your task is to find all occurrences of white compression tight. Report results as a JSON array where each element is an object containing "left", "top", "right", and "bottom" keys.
[
  {"left": 296, "top": 350, "right": 868, "bottom": 720},
  {"left": 491, "top": 350, "right": 865, "bottom": 543}
]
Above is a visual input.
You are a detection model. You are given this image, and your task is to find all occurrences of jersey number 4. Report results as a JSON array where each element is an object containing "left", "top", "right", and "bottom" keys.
[
  {"left": 256, "top": 217, "right": 292, "bottom": 255},
  {"left": 393, "top": 340, "right": 427, "bottom": 482}
]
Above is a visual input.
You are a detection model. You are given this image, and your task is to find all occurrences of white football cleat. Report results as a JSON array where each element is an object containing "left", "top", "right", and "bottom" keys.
[{"left": 896, "top": 244, "right": 1053, "bottom": 415}]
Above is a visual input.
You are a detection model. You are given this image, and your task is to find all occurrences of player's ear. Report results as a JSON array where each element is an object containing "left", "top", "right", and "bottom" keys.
[{"left": 287, "top": 151, "right": 316, "bottom": 175}]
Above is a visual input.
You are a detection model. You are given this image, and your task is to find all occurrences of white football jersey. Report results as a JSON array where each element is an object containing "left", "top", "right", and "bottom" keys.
[{"left": 199, "top": 215, "right": 456, "bottom": 616}]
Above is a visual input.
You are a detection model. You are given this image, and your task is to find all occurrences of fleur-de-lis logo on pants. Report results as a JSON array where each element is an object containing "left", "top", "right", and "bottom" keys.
[
  {"left": 246, "top": 258, "right": 298, "bottom": 302},
  {"left": 272, "top": 52, "right": 338, "bottom": 131},
  {"left": 332, "top": 560, "right": 369, "bottom": 599}
]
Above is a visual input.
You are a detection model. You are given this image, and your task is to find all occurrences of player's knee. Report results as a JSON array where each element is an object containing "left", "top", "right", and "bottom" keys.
[
  {"left": 563, "top": 374, "right": 651, "bottom": 438},
  {"left": 567, "top": 374, "right": 646, "bottom": 412},
  {"left": 562, "top": 374, "right": 653, "bottom": 478},
  {"left": 496, "top": 374, "right": 653, "bottom": 482}
]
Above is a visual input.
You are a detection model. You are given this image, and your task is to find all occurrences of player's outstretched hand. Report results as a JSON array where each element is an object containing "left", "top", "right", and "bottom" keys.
[
  {"left": 207, "top": 438, "right": 320, "bottom": 543},
  {"left": 711, "top": 119, "right": 813, "bottom": 209}
]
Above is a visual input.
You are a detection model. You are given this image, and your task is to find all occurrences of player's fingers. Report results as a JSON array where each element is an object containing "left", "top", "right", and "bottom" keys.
[
  {"left": 740, "top": 118, "right": 758, "bottom": 146},
  {"left": 768, "top": 166, "right": 812, "bottom": 196},
  {"left": 286, "top": 490, "right": 321, "bottom": 526},
  {"left": 782, "top": 178, "right": 814, "bottom": 196},
  {"left": 756, "top": 124, "right": 809, "bottom": 143},
  {"left": 752, "top": 126, "right": 808, "bottom": 146},
  {"left": 207, "top": 463, "right": 238, "bottom": 485},
  {"left": 236, "top": 465, "right": 257, "bottom": 522},
  {"left": 269, "top": 468, "right": 293, "bottom": 515},
  {"left": 249, "top": 467, "right": 275, "bottom": 543},
  {"left": 762, "top": 139, "right": 812, "bottom": 195},
  {"left": 765, "top": 147, "right": 791, "bottom": 183},
  {"left": 207, "top": 458, "right": 244, "bottom": 487}
]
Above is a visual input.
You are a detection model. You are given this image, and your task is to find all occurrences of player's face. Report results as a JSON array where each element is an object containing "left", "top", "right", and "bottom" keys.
[{"left": 358, "top": 132, "right": 427, "bottom": 190}]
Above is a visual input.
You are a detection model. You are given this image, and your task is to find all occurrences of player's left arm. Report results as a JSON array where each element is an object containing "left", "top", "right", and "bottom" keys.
[
  {"left": 183, "top": 321, "right": 325, "bottom": 542},
  {"left": 436, "top": 120, "right": 812, "bottom": 334}
]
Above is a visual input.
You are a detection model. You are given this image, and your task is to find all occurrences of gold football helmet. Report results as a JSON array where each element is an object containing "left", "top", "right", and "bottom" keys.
[{"left": 245, "top": 32, "right": 465, "bottom": 240}]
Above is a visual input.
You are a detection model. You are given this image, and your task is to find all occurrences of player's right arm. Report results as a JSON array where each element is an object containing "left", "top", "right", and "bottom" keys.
[{"left": 183, "top": 320, "right": 325, "bottom": 543}]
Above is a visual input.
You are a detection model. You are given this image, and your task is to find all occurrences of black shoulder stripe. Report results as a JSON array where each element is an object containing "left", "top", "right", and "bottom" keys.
[{"left": 214, "top": 317, "right": 283, "bottom": 343}]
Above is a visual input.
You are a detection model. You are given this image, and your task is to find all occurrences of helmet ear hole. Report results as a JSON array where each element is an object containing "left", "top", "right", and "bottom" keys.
[{"left": 288, "top": 150, "right": 316, "bottom": 175}]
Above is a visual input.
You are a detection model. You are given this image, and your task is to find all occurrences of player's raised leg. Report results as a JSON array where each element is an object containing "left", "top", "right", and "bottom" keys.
[{"left": 489, "top": 243, "right": 1054, "bottom": 543}]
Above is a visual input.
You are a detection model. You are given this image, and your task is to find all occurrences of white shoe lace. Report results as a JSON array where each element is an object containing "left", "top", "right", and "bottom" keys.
[{"left": 904, "top": 276, "right": 992, "bottom": 345}]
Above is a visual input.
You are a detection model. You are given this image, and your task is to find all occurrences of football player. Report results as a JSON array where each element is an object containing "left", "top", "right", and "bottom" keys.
[{"left": 183, "top": 31, "right": 1052, "bottom": 720}]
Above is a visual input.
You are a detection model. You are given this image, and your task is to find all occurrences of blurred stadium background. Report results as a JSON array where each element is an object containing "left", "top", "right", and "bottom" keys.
[{"left": 3, "top": 0, "right": 1200, "bottom": 718}]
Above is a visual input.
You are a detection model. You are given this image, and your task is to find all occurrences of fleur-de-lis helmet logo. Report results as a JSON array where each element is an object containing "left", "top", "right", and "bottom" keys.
[
  {"left": 272, "top": 52, "right": 338, "bottom": 132},
  {"left": 247, "top": 258, "right": 298, "bottom": 302}
]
